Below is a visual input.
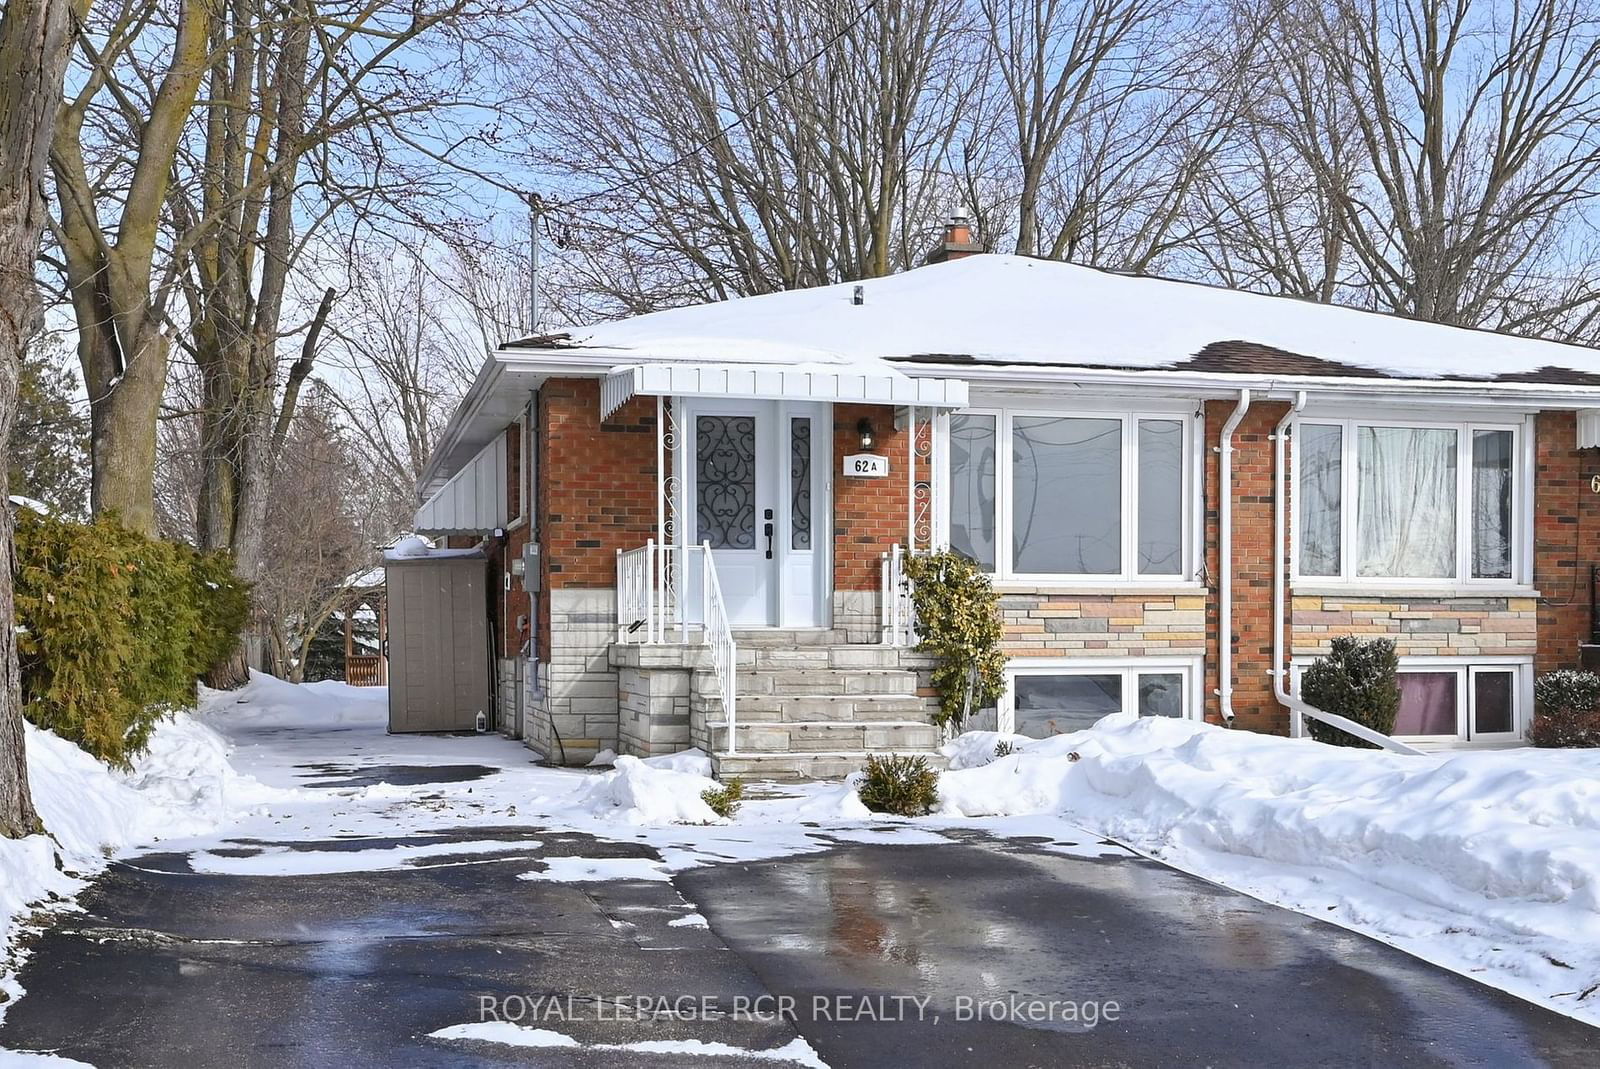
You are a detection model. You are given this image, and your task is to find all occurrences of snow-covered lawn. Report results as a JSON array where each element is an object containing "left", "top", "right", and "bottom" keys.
[
  {"left": 937, "top": 716, "right": 1600, "bottom": 1027},
  {"left": 4, "top": 671, "right": 1598, "bottom": 1050}
]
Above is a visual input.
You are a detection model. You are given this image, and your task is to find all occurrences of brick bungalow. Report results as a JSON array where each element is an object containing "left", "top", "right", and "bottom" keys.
[{"left": 414, "top": 226, "right": 1600, "bottom": 777}]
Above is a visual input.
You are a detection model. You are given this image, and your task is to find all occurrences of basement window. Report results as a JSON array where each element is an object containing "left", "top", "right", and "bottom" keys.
[{"left": 1000, "top": 659, "right": 1200, "bottom": 738}]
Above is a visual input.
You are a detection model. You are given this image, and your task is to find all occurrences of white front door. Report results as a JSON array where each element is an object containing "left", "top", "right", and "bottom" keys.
[{"left": 684, "top": 398, "right": 829, "bottom": 627}]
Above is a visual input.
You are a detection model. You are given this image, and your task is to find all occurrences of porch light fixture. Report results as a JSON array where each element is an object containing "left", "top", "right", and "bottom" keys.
[{"left": 857, "top": 418, "right": 877, "bottom": 450}]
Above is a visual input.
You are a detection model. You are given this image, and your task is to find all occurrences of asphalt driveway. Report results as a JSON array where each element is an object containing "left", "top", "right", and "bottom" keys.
[{"left": 1, "top": 761, "right": 1595, "bottom": 1066}]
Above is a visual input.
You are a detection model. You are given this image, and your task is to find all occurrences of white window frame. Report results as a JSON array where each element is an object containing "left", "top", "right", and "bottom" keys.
[
  {"left": 1290, "top": 412, "right": 1534, "bottom": 589},
  {"left": 999, "top": 656, "right": 1205, "bottom": 735},
  {"left": 946, "top": 397, "right": 1200, "bottom": 585},
  {"left": 1290, "top": 654, "right": 1529, "bottom": 745}
]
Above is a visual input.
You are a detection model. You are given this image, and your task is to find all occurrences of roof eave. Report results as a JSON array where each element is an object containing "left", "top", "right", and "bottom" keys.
[{"left": 892, "top": 359, "right": 1600, "bottom": 408}]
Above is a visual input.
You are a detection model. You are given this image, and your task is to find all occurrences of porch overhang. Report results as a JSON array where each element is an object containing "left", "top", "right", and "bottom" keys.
[
  {"left": 1579, "top": 409, "right": 1600, "bottom": 449},
  {"left": 599, "top": 362, "right": 969, "bottom": 420},
  {"left": 414, "top": 435, "right": 507, "bottom": 536}
]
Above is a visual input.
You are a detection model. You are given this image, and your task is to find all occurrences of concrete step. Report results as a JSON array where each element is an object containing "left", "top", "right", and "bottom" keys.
[
  {"left": 734, "top": 645, "right": 910, "bottom": 671},
  {"left": 697, "top": 693, "right": 936, "bottom": 724},
  {"left": 706, "top": 719, "right": 941, "bottom": 755},
  {"left": 711, "top": 749, "right": 949, "bottom": 784},
  {"left": 696, "top": 667, "right": 925, "bottom": 698},
  {"left": 731, "top": 628, "right": 851, "bottom": 647}
]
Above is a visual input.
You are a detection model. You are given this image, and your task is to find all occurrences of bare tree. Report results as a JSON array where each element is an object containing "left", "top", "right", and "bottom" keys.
[
  {"left": 526, "top": 0, "right": 980, "bottom": 311},
  {"left": 254, "top": 382, "right": 386, "bottom": 680},
  {"left": 1230, "top": 0, "right": 1600, "bottom": 329},
  {"left": 1, "top": 0, "right": 74, "bottom": 838},
  {"left": 51, "top": 0, "right": 213, "bottom": 533}
]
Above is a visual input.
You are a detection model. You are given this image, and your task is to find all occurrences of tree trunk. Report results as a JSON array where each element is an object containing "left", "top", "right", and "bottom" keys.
[
  {"left": 86, "top": 328, "right": 166, "bottom": 533},
  {"left": 0, "top": 0, "right": 72, "bottom": 839}
]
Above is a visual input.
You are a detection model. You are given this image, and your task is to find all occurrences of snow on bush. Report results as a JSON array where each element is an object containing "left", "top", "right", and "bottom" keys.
[
  {"left": 938, "top": 714, "right": 1600, "bottom": 1021},
  {"left": 2, "top": 712, "right": 280, "bottom": 965},
  {"left": 574, "top": 751, "right": 725, "bottom": 825}
]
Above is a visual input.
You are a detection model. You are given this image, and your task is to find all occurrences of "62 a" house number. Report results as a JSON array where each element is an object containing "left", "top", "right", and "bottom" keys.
[{"left": 844, "top": 454, "right": 889, "bottom": 478}]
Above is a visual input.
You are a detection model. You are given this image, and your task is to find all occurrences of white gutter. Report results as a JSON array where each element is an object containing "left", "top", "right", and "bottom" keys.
[
  {"left": 890, "top": 361, "right": 1600, "bottom": 409},
  {"left": 1216, "top": 389, "right": 1251, "bottom": 723},
  {"left": 1269, "top": 390, "right": 1424, "bottom": 755}
]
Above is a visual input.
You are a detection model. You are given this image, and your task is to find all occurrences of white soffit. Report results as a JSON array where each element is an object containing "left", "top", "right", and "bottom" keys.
[
  {"left": 414, "top": 435, "right": 507, "bottom": 535},
  {"left": 599, "top": 362, "right": 969, "bottom": 419},
  {"left": 1579, "top": 409, "right": 1600, "bottom": 449}
]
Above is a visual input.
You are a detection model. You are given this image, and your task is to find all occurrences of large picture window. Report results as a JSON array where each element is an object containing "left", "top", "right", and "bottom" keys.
[
  {"left": 948, "top": 407, "right": 1194, "bottom": 582},
  {"left": 1294, "top": 418, "right": 1525, "bottom": 585}
]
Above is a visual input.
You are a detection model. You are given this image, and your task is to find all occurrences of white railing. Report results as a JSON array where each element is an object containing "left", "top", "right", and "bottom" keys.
[
  {"left": 880, "top": 544, "right": 916, "bottom": 646},
  {"left": 701, "top": 551, "right": 738, "bottom": 754},
  {"left": 615, "top": 539, "right": 738, "bottom": 754}
]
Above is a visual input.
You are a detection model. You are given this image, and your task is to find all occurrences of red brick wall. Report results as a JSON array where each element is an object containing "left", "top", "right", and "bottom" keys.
[
  {"left": 1202, "top": 399, "right": 1289, "bottom": 732},
  {"left": 833, "top": 403, "right": 915, "bottom": 591},
  {"left": 1534, "top": 411, "right": 1600, "bottom": 672}
]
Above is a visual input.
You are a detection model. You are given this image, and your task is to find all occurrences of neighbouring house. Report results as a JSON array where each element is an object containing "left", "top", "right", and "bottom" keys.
[{"left": 414, "top": 219, "right": 1600, "bottom": 777}]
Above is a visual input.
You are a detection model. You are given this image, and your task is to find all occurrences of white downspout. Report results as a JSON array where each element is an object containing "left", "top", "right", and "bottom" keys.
[
  {"left": 1217, "top": 389, "right": 1251, "bottom": 724},
  {"left": 1273, "top": 391, "right": 1308, "bottom": 735},
  {"left": 1269, "top": 390, "right": 1423, "bottom": 755}
]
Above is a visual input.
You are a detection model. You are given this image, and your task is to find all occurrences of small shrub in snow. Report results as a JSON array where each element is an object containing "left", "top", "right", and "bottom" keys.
[
  {"left": 1530, "top": 670, "right": 1600, "bottom": 748},
  {"left": 901, "top": 550, "right": 1007, "bottom": 730},
  {"left": 1300, "top": 636, "right": 1399, "bottom": 749},
  {"left": 700, "top": 777, "right": 745, "bottom": 819},
  {"left": 992, "top": 740, "right": 1015, "bottom": 760},
  {"left": 857, "top": 754, "right": 938, "bottom": 817}
]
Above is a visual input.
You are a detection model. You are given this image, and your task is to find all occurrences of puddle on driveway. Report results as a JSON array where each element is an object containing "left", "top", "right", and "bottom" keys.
[
  {"left": 297, "top": 762, "right": 495, "bottom": 788},
  {"left": 681, "top": 840, "right": 1600, "bottom": 1067}
]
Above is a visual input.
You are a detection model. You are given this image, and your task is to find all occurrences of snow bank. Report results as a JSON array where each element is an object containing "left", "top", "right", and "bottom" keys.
[
  {"left": 572, "top": 753, "right": 723, "bottom": 825},
  {"left": 2, "top": 712, "right": 278, "bottom": 967},
  {"left": 938, "top": 715, "right": 1600, "bottom": 1022},
  {"left": 199, "top": 670, "right": 387, "bottom": 730}
]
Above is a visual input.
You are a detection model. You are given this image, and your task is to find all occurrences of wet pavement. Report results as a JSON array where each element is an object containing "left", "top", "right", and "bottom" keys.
[
  {"left": 680, "top": 839, "right": 1600, "bottom": 1067},
  {"left": 1, "top": 758, "right": 1595, "bottom": 1067}
]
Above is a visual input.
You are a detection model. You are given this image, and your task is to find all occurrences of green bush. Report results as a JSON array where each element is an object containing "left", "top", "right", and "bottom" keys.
[
  {"left": 901, "top": 550, "right": 1007, "bottom": 730},
  {"left": 13, "top": 511, "right": 250, "bottom": 767},
  {"left": 1300, "top": 636, "right": 1400, "bottom": 749},
  {"left": 700, "top": 777, "right": 745, "bottom": 819},
  {"left": 1530, "top": 670, "right": 1600, "bottom": 748},
  {"left": 857, "top": 754, "right": 939, "bottom": 817}
]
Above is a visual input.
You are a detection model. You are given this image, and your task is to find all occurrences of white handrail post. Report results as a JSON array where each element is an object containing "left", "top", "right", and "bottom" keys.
[{"left": 645, "top": 539, "right": 656, "bottom": 643}]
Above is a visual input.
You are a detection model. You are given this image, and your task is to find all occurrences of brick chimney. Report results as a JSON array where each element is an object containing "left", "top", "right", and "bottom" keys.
[{"left": 925, "top": 212, "right": 982, "bottom": 264}]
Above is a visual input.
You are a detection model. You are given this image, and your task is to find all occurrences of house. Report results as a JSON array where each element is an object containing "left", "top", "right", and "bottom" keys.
[{"left": 414, "top": 222, "right": 1600, "bottom": 777}]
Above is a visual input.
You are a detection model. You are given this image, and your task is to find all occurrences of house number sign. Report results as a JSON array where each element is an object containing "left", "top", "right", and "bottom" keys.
[{"left": 844, "top": 454, "right": 889, "bottom": 478}]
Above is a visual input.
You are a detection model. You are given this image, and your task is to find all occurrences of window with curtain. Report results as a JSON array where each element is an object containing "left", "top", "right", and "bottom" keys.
[
  {"left": 1296, "top": 420, "right": 1520, "bottom": 583},
  {"left": 947, "top": 408, "right": 1191, "bottom": 581},
  {"left": 1357, "top": 427, "right": 1457, "bottom": 578}
]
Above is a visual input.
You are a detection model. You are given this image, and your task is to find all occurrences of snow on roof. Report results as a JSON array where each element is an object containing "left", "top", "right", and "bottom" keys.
[
  {"left": 7, "top": 495, "right": 50, "bottom": 515},
  {"left": 383, "top": 534, "right": 483, "bottom": 563},
  {"left": 505, "top": 255, "right": 1600, "bottom": 384}
]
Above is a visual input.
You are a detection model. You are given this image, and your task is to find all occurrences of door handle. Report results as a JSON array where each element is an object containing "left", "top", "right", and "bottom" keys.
[{"left": 764, "top": 522, "right": 774, "bottom": 559}]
